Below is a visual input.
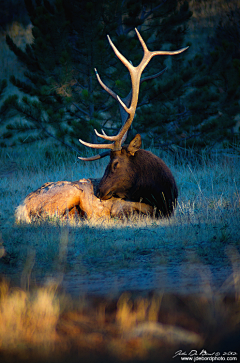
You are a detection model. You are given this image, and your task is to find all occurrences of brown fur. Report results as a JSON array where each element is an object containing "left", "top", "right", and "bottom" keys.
[{"left": 97, "top": 134, "right": 178, "bottom": 217}]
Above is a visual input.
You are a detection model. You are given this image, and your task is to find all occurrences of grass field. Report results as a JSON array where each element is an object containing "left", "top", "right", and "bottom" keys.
[{"left": 0, "top": 143, "right": 240, "bottom": 362}]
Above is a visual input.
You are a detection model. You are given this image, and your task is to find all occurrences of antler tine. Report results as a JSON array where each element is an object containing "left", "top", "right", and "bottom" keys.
[
  {"left": 78, "top": 150, "right": 110, "bottom": 161},
  {"left": 107, "top": 35, "right": 134, "bottom": 74},
  {"left": 78, "top": 137, "right": 117, "bottom": 161},
  {"left": 94, "top": 67, "right": 130, "bottom": 141},
  {"left": 94, "top": 69, "right": 118, "bottom": 102},
  {"left": 79, "top": 138, "right": 115, "bottom": 150},
  {"left": 135, "top": 28, "right": 188, "bottom": 62}
]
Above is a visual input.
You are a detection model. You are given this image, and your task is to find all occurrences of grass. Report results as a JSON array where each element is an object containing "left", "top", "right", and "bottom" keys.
[
  {"left": 0, "top": 143, "right": 240, "bottom": 292},
  {"left": 0, "top": 280, "right": 59, "bottom": 352},
  {"left": 0, "top": 143, "right": 240, "bottom": 361}
]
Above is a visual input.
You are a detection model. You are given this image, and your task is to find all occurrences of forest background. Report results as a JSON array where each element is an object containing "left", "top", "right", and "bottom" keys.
[{"left": 0, "top": 0, "right": 240, "bottom": 154}]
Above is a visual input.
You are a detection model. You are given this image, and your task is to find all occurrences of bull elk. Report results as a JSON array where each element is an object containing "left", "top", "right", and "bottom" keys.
[
  {"left": 79, "top": 29, "right": 188, "bottom": 217},
  {"left": 16, "top": 29, "right": 187, "bottom": 223}
]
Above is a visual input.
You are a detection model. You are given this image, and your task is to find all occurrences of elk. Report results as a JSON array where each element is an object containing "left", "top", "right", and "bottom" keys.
[
  {"left": 78, "top": 29, "right": 188, "bottom": 217},
  {"left": 16, "top": 29, "right": 187, "bottom": 223}
]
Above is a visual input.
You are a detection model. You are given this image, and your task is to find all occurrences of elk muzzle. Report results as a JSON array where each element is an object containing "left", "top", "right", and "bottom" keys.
[{"left": 96, "top": 188, "right": 113, "bottom": 200}]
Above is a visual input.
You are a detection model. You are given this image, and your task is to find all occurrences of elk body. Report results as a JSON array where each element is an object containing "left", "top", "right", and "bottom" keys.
[{"left": 16, "top": 30, "right": 187, "bottom": 222}]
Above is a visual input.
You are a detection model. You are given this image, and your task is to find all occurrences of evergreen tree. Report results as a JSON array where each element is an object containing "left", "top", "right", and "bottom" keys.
[
  {"left": 4, "top": 0, "right": 85, "bottom": 150},
  {"left": 0, "top": 79, "right": 7, "bottom": 105},
  {"left": 0, "top": 79, "right": 8, "bottom": 146},
  {"left": 130, "top": 0, "right": 192, "bottom": 147},
  {"left": 0, "top": 0, "right": 29, "bottom": 30},
  {"left": 171, "top": 5, "right": 240, "bottom": 151},
  {"left": 3, "top": 0, "right": 192, "bottom": 151}
]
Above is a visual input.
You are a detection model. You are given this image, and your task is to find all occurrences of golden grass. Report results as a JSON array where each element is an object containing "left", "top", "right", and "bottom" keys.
[
  {"left": 0, "top": 281, "right": 59, "bottom": 356},
  {"left": 0, "top": 276, "right": 240, "bottom": 362}
]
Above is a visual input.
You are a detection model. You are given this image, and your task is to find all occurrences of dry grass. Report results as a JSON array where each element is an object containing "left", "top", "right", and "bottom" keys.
[
  {"left": 0, "top": 281, "right": 59, "bottom": 352},
  {"left": 0, "top": 277, "right": 240, "bottom": 363}
]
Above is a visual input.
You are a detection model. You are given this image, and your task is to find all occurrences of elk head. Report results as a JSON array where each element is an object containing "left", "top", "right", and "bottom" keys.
[{"left": 78, "top": 29, "right": 187, "bottom": 212}]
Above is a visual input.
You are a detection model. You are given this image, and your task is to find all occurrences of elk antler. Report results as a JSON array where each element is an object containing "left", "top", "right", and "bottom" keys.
[{"left": 79, "top": 28, "right": 188, "bottom": 161}]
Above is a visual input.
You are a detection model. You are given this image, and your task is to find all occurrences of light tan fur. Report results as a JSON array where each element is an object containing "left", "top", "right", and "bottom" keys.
[{"left": 15, "top": 179, "right": 153, "bottom": 223}]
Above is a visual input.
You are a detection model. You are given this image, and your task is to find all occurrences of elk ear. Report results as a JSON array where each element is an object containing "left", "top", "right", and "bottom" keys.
[{"left": 127, "top": 134, "right": 141, "bottom": 156}]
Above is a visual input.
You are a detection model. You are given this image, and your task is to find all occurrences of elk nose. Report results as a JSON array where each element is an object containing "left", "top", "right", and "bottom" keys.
[{"left": 96, "top": 188, "right": 112, "bottom": 200}]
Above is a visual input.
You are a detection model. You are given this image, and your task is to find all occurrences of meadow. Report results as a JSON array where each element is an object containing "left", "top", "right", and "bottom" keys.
[{"left": 0, "top": 143, "right": 240, "bottom": 362}]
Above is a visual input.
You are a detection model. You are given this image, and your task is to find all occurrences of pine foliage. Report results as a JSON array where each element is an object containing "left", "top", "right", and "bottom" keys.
[
  {"left": 3, "top": 0, "right": 239, "bottom": 152},
  {"left": 2, "top": 0, "right": 193, "bottom": 151},
  {"left": 172, "top": 5, "right": 240, "bottom": 151}
]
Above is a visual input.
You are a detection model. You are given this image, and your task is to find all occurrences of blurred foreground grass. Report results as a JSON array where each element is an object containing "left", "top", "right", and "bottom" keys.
[{"left": 0, "top": 276, "right": 240, "bottom": 363}]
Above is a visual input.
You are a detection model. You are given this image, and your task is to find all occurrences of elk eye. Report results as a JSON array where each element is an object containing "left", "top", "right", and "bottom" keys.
[{"left": 112, "top": 161, "right": 119, "bottom": 171}]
